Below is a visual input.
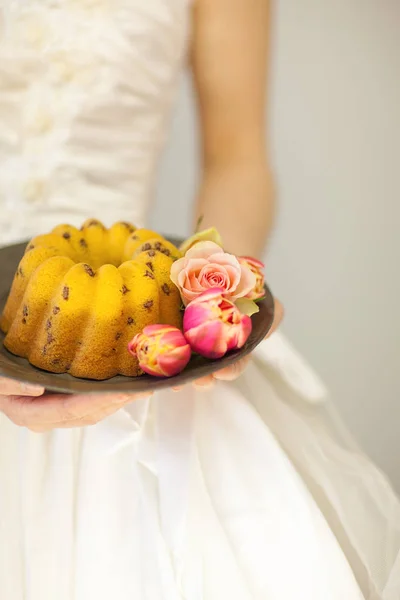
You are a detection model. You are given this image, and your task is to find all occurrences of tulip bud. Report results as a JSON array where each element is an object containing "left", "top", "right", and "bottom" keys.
[
  {"left": 183, "top": 288, "right": 252, "bottom": 359},
  {"left": 239, "top": 257, "right": 265, "bottom": 300},
  {"left": 128, "top": 325, "right": 191, "bottom": 377}
]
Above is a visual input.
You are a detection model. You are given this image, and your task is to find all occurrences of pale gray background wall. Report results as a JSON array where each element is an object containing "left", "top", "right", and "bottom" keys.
[{"left": 151, "top": 0, "right": 400, "bottom": 489}]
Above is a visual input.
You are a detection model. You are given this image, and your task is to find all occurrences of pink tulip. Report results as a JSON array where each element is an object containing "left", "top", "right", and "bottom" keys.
[
  {"left": 170, "top": 241, "right": 256, "bottom": 306},
  {"left": 239, "top": 257, "right": 265, "bottom": 300},
  {"left": 128, "top": 325, "right": 191, "bottom": 377},
  {"left": 183, "top": 288, "right": 252, "bottom": 359}
]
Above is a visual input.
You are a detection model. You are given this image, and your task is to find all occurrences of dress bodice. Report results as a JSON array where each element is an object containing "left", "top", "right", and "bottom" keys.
[{"left": 0, "top": 0, "right": 191, "bottom": 244}]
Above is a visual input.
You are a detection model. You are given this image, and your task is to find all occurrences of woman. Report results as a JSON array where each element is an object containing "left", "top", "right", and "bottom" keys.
[{"left": 0, "top": 1, "right": 399, "bottom": 598}]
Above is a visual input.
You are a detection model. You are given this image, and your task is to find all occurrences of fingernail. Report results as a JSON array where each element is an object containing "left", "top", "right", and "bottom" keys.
[
  {"left": 20, "top": 382, "right": 44, "bottom": 396},
  {"left": 112, "top": 392, "right": 152, "bottom": 404},
  {"left": 193, "top": 382, "right": 214, "bottom": 391}
]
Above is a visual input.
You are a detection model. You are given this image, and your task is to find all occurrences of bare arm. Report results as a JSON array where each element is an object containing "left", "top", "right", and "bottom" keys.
[{"left": 191, "top": 0, "right": 274, "bottom": 257}]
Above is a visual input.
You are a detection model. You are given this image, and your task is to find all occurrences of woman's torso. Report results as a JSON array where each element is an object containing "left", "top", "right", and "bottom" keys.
[{"left": 0, "top": 0, "right": 191, "bottom": 244}]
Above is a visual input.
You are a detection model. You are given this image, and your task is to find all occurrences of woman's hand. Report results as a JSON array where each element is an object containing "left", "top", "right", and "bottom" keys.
[{"left": 0, "top": 377, "right": 151, "bottom": 433}]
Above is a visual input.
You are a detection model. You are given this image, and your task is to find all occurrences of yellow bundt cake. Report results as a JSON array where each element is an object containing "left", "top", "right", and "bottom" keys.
[{"left": 0, "top": 219, "right": 183, "bottom": 380}]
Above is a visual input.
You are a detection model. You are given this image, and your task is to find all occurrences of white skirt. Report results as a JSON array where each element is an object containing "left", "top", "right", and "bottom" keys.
[{"left": 0, "top": 333, "right": 399, "bottom": 600}]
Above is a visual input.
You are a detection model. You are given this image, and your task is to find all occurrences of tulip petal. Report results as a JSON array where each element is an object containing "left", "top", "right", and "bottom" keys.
[
  {"left": 158, "top": 345, "right": 191, "bottom": 377},
  {"left": 240, "top": 256, "right": 265, "bottom": 270},
  {"left": 185, "top": 320, "right": 228, "bottom": 359},
  {"left": 183, "top": 302, "right": 215, "bottom": 332},
  {"left": 236, "top": 315, "right": 252, "bottom": 348}
]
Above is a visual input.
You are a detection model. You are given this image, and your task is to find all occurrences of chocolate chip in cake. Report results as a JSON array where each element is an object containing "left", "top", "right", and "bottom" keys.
[
  {"left": 53, "top": 306, "right": 60, "bottom": 315},
  {"left": 22, "top": 318, "right": 27, "bottom": 325},
  {"left": 121, "top": 285, "right": 130, "bottom": 295},
  {"left": 161, "top": 283, "right": 171, "bottom": 296},
  {"left": 142, "top": 243, "right": 152, "bottom": 251},
  {"left": 154, "top": 241, "right": 161, "bottom": 250},
  {"left": 83, "top": 264, "right": 95, "bottom": 277},
  {"left": 47, "top": 332, "right": 54, "bottom": 344},
  {"left": 22, "top": 305, "right": 29, "bottom": 317},
  {"left": 147, "top": 249, "right": 156, "bottom": 257},
  {"left": 63, "top": 232, "right": 71, "bottom": 240},
  {"left": 144, "top": 270, "right": 155, "bottom": 279},
  {"left": 46, "top": 319, "right": 52, "bottom": 330},
  {"left": 161, "top": 248, "right": 171, "bottom": 257},
  {"left": 80, "top": 238, "right": 88, "bottom": 248},
  {"left": 62, "top": 286, "right": 69, "bottom": 300},
  {"left": 127, "top": 317, "right": 135, "bottom": 325},
  {"left": 146, "top": 261, "right": 154, "bottom": 272},
  {"left": 122, "top": 222, "right": 135, "bottom": 233},
  {"left": 143, "top": 300, "right": 154, "bottom": 311},
  {"left": 115, "top": 332, "right": 122, "bottom": 340}
]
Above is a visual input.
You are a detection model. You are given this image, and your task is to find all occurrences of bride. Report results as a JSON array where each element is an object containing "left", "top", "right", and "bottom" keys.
[{"left": 0, "top": 1, "right": 399, "bottom": 598}]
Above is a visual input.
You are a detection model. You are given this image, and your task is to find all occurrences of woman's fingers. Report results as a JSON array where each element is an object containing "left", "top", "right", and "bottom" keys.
[
  {"left": 265, "top": 298, "right": 284, "bottom": 340},
  {"left": 213, "top": 356, "right": 251, "bottom": 382},
  {"left": 0, "top": 377, "right": 45, "bottom": 397},
  {"left": 193, "top": 375, "right": 215, "bottom": 389},
  {"left": 0, "top": 391, "right": 152, "bottom": 431}
]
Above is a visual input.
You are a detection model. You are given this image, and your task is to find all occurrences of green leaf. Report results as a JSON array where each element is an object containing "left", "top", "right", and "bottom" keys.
[
  {"left": 179, "top": 227, "right": 224, "bottom": 254},
  {"left": 234, "top": 298, "right": 260, "bottom": 317},
  {"left": 195, "top": 215, "right": 204, "bottom": 233}
]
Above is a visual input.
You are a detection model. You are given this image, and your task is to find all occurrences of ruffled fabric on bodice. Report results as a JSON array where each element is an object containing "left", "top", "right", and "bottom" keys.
[{"left": 0, "top": 0, "right": 191, "bottom": 245}]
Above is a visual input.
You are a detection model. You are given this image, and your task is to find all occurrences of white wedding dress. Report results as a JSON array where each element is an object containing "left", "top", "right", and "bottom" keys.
[{"left": 0, "top": 2, "right": 399, "bottom": 599}]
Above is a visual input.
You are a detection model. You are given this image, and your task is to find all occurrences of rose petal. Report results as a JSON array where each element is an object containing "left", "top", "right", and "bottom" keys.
[
  {"left": 184, "top": 241, "right": 224, "bottom": 260},
  {"left": 230, "top": 264, "right": 257, "bottom": 299},
  {"left": 198, "top": 264, "right": 229, "bottom": 290}
]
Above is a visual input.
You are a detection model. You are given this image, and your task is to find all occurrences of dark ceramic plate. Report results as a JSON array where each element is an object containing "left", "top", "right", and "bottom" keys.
[{"left": 0, "top": 240, "right": 274, "bottom": 394}]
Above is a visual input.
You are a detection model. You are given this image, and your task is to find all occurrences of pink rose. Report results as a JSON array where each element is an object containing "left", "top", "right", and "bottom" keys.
[{"left": 170, "top": 241, "right": 256, "bottom": 306}]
